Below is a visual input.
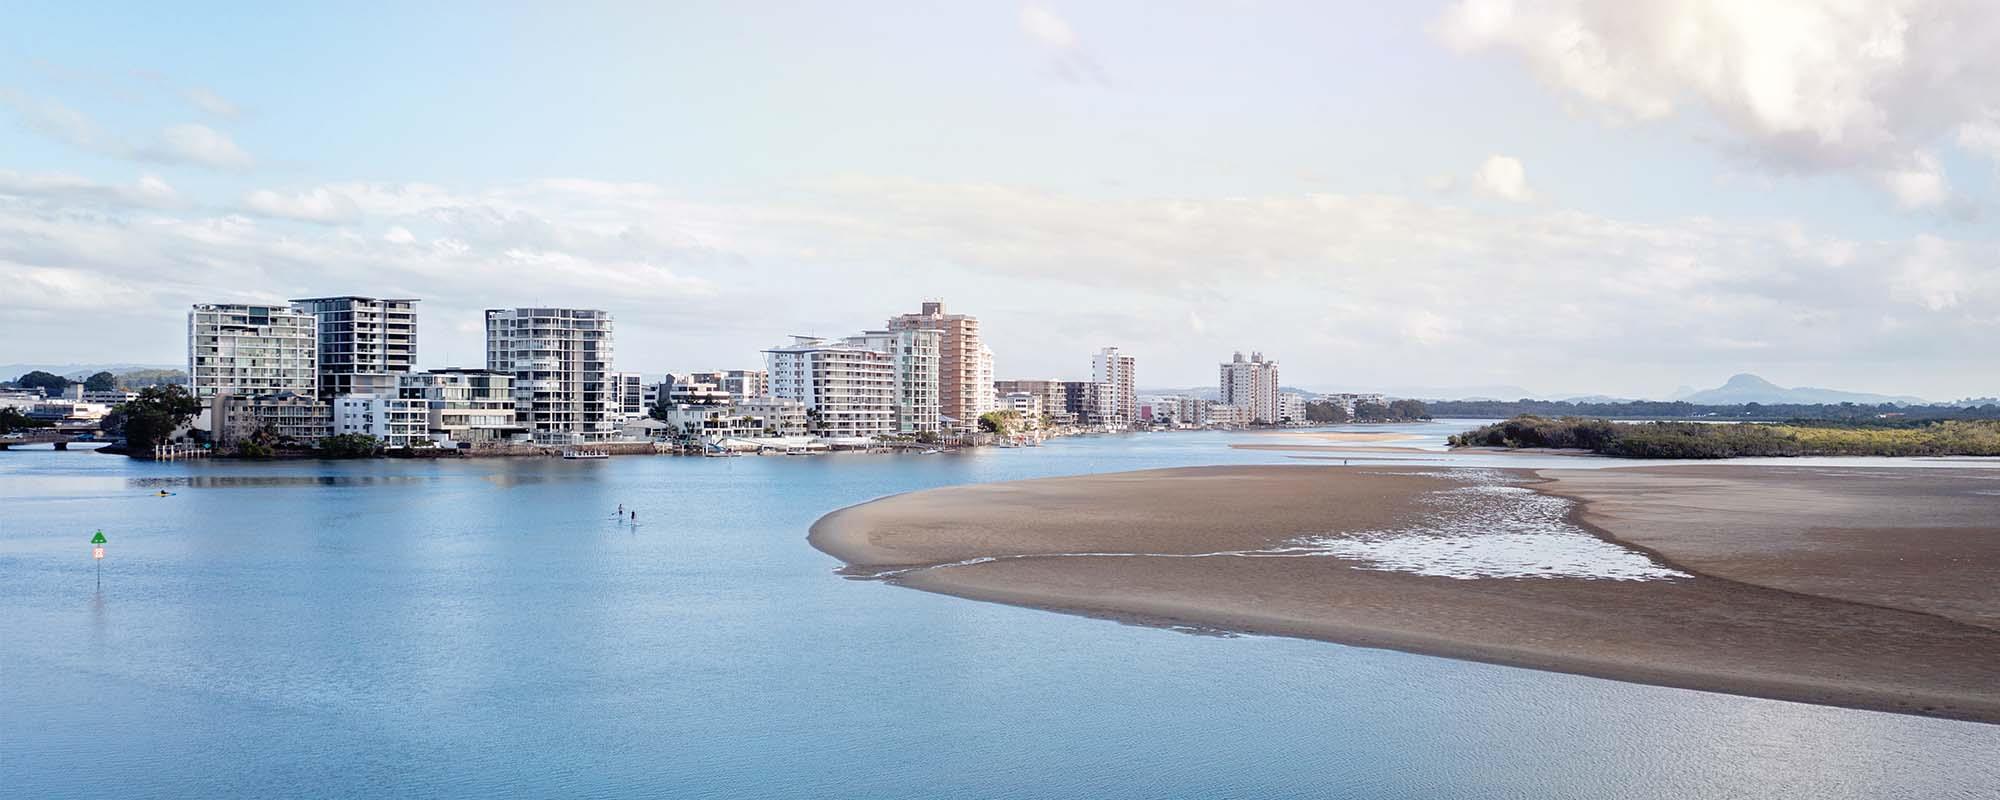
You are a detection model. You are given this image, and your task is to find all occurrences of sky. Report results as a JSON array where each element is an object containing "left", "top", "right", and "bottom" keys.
[{"left": 1, "top": 0, "right": 1996, "bottom": 400}]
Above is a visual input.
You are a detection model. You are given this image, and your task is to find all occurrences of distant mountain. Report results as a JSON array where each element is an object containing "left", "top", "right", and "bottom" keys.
[
  {"left": 1, "top": 363, "right": 181, "bottom": 381},
  {"left": 1677, "top": 374, "right": 1926, "bottom": 406}
]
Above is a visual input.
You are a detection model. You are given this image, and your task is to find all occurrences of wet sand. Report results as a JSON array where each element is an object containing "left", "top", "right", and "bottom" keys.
[{"left": 811, "top": 465, "right": 2000, "bottom": 724}]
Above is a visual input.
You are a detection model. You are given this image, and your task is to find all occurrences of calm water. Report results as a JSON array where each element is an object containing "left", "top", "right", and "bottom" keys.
[{"left": 3, "top": 425, "right": 1996, "bottom": 799}]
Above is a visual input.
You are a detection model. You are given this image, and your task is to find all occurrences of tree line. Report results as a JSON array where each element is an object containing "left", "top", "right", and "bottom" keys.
[{"left": 1426, "top": 399, "right": 2000, "bottom": 422}]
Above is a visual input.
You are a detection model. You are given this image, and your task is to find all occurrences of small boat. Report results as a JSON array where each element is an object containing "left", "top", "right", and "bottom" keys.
[
  {"left": 920, "top": 448, "right": 944, "bottom": 454},
  {"left": 562, "top": 449, "right": 609, "bottom": 460}
]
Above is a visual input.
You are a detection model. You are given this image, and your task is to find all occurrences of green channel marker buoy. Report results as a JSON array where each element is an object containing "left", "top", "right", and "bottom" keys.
[{"left": 91, "top": 530, "right": 106, "bottom": 589}]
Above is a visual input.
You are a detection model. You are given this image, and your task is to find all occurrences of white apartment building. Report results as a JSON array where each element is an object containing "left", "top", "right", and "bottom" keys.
[
  {"left": 609, "top": 371, "right": 647, "bottom": 423},
  {"left": 398, "top": 368, "right": 523, "bottom": 445},
  {"left": 1220, "top": 351, "right": 1282, "bottom": 424},
  {"left": 886, "top": 301, "right": 990, "bottom": 431},
  {"left": 290, "top": 296, "right": 417, "bottom": 397},
  {"left": 660, "top": 397, "right": 810, "bottom": 441},
  {"left": 1208, "top": 403, "right": 1255, "bottom": 427},
  {"left": 764, "top": 336, "right": 896, "bottom": 439},
  {"left": 844, "top": 328, "right": 942, "bottom": 435},
  {"left": 1279, "top": 392, "right": 1307, "bottom": 424},
  {"left": 1002, "top": 391, "right": 1042, "bottom": 417},
  {"left": 484, "top": 307, "right": 618, "bottom": 444},
  {"left": 1091, "top": 346, "right": 1138, "bottom": 426},
  {"left": 692, "top": 369, "right": 767, "bottom": 402},
  {"left": 333, "top": 394, "right": 429, "bottom": 448},
  {"left": 660, "top": 373, "right": 734, "bottom": 406},
  {"left": 213, "top": 391, "right": 332, "bottom": 445},
  {"left": 188, "top": 303, "right": 319, "bottom": 402}
]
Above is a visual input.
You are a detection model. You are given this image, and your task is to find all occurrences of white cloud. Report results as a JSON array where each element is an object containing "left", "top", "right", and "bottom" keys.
[
  {"left": 2, "top": 173, "right": 1996, "bottom": 394},
  {"left": 0, "top": 170, "right": 182, "bottom": 209},
  {"left": 1, "top": 89, "right": 256, "bottom": 171},
  {"left": 1876, "top": 151, "right": 1948, "bottom": 209},
  {"left": 1894, "top": 234, "right": 1968, "bottom": 310},
  {"left": 1436, "top": 0, "right": 2000, "bottom": 207},
  {"left": 1019, "top": 5, "right": 1106, "bottom": 85},
  {"left": 145, "top": 124, "right": 253, "bottom": 170},
  {"left": 1020, "top": 6, "right": 1078, "bottom": 48},
  {"left": 244, "top": 187, "right": 362, "bottom": 223},
  {"left": 183, "top": 87, "right": 239, "bottom": 119},
  {"left": 1472, "top": 155, "right": 1532, "bottom": 202}
]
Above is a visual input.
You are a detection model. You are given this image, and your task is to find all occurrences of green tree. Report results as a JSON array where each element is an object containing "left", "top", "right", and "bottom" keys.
[
  {"left": 112, "top": 385, "right": 202, "bottom": 453},
  {"left": 83, "top": 371, "right": 118, "bottom": 392},
  {"left": 1353, "top": 401, "right": 1392, "bottom": 421},
  {"left": 317, "top": 434, "right": 383, "bottom": 458},
  {"left": 978, "top": 410, "right": 1022, "bottom": 436},
  {"left": 1303, "top": 401, "right": 1351, "bottom": 424},
  {"left": 16, "top": 370, "right": 68, "bottom": 394},
  {"left": 1388, "top": 399, "right": 1431, "bottom": 420}
]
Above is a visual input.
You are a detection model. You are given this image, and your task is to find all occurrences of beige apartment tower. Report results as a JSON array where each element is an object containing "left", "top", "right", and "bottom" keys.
[{"left": 886, "top": 301, "right": 990, "bottom": 431}]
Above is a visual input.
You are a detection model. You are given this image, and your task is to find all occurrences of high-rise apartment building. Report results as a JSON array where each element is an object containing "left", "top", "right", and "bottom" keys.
[
  {"left": 1091, "top": 346, "right": 1137, "bottom": 426},
  {"left": 1220, "top": 351, "right": 1282, "bottom": 424},
  {"left": 886, "top": 301, "right": 989, "bottom": 431},
  {"left": 764, "top": 335, "right": 897, "bottom": 439},
  {"left": 484, "top": 307, "right": 617, "bottom": 444},
  {"left": 188, "top": 303, "right": 319, "bottom": 402},
  {"left": 290, "top": 296, "right": 417, "bottom": 397},
  {"left": 844, "top": 328, "right": 942, "bottom": 435}
]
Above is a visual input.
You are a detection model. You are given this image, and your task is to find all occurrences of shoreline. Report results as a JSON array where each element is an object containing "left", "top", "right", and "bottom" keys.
[{"left": 810, "top": 464, "right": 2000, "bottom": 724}]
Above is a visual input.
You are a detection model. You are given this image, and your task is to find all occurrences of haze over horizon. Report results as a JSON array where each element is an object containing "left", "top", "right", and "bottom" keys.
[{"left": 3, "top": 2, "right": 1997, "bottom": 399}]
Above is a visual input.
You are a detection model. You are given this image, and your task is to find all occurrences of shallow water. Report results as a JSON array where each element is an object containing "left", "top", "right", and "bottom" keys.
[{"left": 3, "top": 424, "right": 1996, "bottom": 799}]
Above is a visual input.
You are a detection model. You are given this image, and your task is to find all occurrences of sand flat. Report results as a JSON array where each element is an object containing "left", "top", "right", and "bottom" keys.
[{"left": 811, "top": 465, "right": 2000, "bottom": 724}]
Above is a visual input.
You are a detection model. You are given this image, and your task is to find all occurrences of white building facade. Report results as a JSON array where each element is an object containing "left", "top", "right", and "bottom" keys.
[
  {"left": 764, "top": 336, "right": 896, "bottom": 439},
  {"left": 398, "top": 368, "right": 523, "bottom": 445},
  {"left": 188, "top": 303, "right": 319, "bottom": 402},
  {"left": 1220, "top": 351, "right": 1282, "bottom": 424},
  {"left": 844, "top": 328, "right": 942, "bottom": 435},
  {"left": 484, "top": 307, "right": 618, "bottom": 444},
  {"left": 290, "top": 296, "right": 417, "bottom": 398},
  {"left": 1091, "top": 346, "right": 1137, "bottom": 427},
  {"left": 333, "top": 394, "right": 430, "bottom": 448}
]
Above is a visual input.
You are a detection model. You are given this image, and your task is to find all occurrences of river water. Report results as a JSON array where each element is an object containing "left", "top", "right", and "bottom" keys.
[{"left": 3, "top": 424, "right": 1995, "bottom": 799}]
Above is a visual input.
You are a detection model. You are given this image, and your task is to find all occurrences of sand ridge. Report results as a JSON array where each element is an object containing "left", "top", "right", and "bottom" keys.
[{"left": 810, "top": 464, "right": 2000, "bottom": 724}]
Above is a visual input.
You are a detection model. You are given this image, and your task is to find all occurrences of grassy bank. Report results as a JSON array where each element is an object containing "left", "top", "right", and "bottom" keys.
[{"left": 1450, "top": 415, "right": 2000, "bottom": 458}]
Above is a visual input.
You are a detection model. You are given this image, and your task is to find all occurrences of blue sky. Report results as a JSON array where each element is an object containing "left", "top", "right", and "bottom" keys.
[{"left": 2, "top": 1, "right": 1996, "bottom": 399}]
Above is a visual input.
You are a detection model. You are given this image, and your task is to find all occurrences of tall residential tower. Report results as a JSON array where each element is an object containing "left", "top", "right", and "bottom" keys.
[
  {"left": 484, "top": 307, "right": 617, "bottom": 444},
  {"left": 1091, "top": 346, "right": 1137, "bottom": 426},
  {"left": 290, "top": 296, "right": 418, "bottom": 397},
  {"left": 886, "top": 301, "right": 990, "bottom": 431},
  {"left": 1220, "top": 351, "right": 1281, "bottom": 424},
  {"left": 187, "top": 303, "right": 319, "bottom": 402}
]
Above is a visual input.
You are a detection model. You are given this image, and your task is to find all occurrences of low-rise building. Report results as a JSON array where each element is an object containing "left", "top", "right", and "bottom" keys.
[
  {"left": 1279, "top": 392, "right": 1308, "bottom": 424},
  {"left": 689, "top": 369, "right": 767, "bottom": 402},
  {"left": 1207, "top": 403, "right": 1255, "bottom": 427},
  {"left": 333, "top": 394, "right": 429, "bottom": 448},
  {"left": 658, "top": 397, "right": 811, "bottom": 441},
  {"left": 398, "top": 368, "right": 525, "bottom": 445},
  {"left": 213, "top": 391, "right": 333, "bottom": 446},
  {"left": 659, "top": 373, "right": 734, "bottom": 406},
  {"left": 1002, "top": 391, "right": 1043, "bottom": 418}
]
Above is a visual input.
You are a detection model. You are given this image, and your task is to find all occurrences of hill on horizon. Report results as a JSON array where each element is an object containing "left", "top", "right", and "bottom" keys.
[{"left": 1677, "top": 374, "right": 1927, "bottom": 406}]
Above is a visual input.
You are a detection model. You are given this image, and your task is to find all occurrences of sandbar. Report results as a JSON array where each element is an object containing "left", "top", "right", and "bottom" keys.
[{"left": 811, "top": 465, "right": 2000, "bottom": 723}]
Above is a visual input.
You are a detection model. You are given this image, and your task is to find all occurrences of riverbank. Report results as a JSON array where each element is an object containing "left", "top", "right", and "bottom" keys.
[{"left": 811, "top": 464, "right": 2000, "bottom": 724}]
